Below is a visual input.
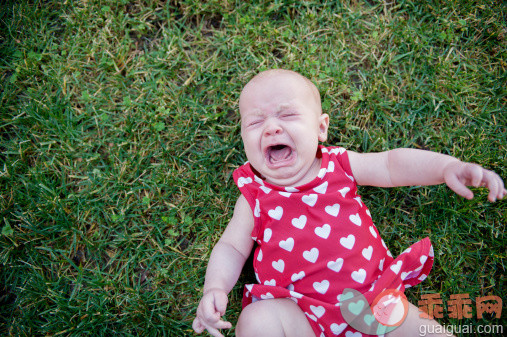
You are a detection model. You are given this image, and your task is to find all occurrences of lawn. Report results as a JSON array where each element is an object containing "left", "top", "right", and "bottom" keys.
[{"left": 0, "top": 0, "right": 505, "bottom": 336}]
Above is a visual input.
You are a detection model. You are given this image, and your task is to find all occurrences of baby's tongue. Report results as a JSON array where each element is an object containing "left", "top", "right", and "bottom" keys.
[{"left": 270, "top": 145, "right": 291, "bottom": 162}]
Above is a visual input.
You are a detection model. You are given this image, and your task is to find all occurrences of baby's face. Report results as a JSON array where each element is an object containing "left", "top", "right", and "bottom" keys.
[{"left": 239, "top": 71, "right": 329, "bottom": 187}]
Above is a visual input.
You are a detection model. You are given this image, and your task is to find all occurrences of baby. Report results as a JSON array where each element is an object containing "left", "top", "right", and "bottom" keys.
[{"left": 192, "top": 69, "right": 506, "bottom": 337}]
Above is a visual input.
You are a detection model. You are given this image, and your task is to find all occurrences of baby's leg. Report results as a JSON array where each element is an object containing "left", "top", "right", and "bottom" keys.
[
  {"left": 236, "top": 298, "right": 316, "bottom": 337},
  {"left": 387, "top": 302, "right": 455, "bottom": 337}
]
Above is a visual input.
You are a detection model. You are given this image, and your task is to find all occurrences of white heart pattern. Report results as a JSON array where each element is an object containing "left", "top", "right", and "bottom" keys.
[
  {"left": 327, "top": 161, "right": 335, "bottom": 173},
  {"left": 291, "top": 215, "right": 307, "bottom": 229},
  {"left": 351, "top": 268, "right": 367, "bottom": 284},
  {"left": 268, "top": 206, "right": 283, "bottom": 220},
  {"left": 291, "top": 271, "right": 305, "bottom": 282},
  {"left": 338, "top": 187, "right": 350, "bottom": 198},
  {"left": 314, "top": 181, "right": 328, "bottom": 194},
  {"left": 369, "top": 226, "right": 377, "bottom": 238},
  {"left": 327, "top": 258, "right": 344, "bottom": 273},
  {"left": 302, "top": 194, "right": 318, "bottom": 207},
  {"left": 315, "top": 224, "right": 331, "bottom": 239},
  {"left": 317, "top": 167, "right": 327, "bottom": 178},
  {"left": 261, "top": 292, "right": 274, "bottom": 299},
  {"left": 272, "top": 259, "right": 285, "bottom": 273},
  {"left": 303, "top": 248, "right": 319, "bottom": 263},
  {"left": 310, "top": 305, "right": 326, "bottom": 318},
  {"left": 279, "top": 237, "right": 295, "bottom": 252},
  {"left": 237, "top": 176, "right": 252, "bottom": 187},
  {"left": 390, "top": 260, "right": 403, "bottom": 275},
  {"left": 325, "top": 204, "right": 340, "bottom": 217},
  {"left": 362, "top": 245, "right": 373, "bottom": 261},
  {"left": 313, "top": 280, "right": 330, "bottom": 294},
  {"left": 263, "top": 228, "right": 272, "bottom": 242},
  {"left": 349, "top": 213, "right": 361, "bottom": 226},
  {"left": 331, "top": 323, "right": 347, "bottom": 335},
  {"left": 260, "top": 185, "right": 272, "bottom": 194},
  {"left": 340, "top": 234, "right": 355, "bottom": 250},
  {"left": 257, "top": 249, "right": 263, "bottom": 261},
  {"left": 254, "top": 199, "right": 260, "bottom": 217},
  {"left": 264, "top": 279, "right": 276, "bottom": 286}
]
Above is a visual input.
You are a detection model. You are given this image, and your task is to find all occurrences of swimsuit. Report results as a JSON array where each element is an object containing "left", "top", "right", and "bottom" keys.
[{"left": 233, "top": 145, "right": 434, "bottom": 336}]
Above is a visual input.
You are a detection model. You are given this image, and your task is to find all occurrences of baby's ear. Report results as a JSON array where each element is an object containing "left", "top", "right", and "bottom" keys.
[{"left": 318, "top": 113, "right": 330, "bottom": 142}]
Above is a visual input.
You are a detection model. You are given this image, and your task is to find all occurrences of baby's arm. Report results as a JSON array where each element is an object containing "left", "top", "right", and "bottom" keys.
[
  {"left": 193, "top": 195, "right": 254, "bottom": 337},
  {"left": 348, "top": 148, "right": 506, "bottom": 201}
]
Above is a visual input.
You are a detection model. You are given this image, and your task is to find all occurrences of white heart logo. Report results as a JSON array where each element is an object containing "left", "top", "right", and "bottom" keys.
[
  {"left": 279, "top": 237, "right": 294, "bottom": 252},
  {"left": 237, "top": 176, "right": 252, "bottom": 187},
  {"left": 325, "top": 204, "right": 340, "bottom": 217},
  {"left": 313, "top": 280, "right": 329, "bottom": 294},
  {"left": 272, "top": 259, "right": 285, "bottom": 273},
  {"left": 263, "top": 228, "right": 272, "bottom": 242},
  {"left": 362, "top": 246, "right": 373, "bottom": 261},
  {"left": 369, "top": 226, "right": 377, "bottom": 238},
  {"left": 327, "top": 258, "right": 343, "bottom": 273},
  {"left": 254, "top": 199, "right": 260, "bottom": 217},
  {"left": 315, "top": 224, "right": 331, "bottom": 239},
  {"left": 331, "top": 323, "right": 347, "bottom": 335},
  {"left": 339, "top": 234, "right": 355, "bottom": 250},
  {"left": 351, "top": 268, "right": 367, "bottom": 284},
  {"left": 339, "top": 187, "right": 350, "bottom": 198},
  {"left": 302, "top": 194, "right": 318, "bottom": 207},
  {"left": 291, "top": 215, "right": 307, "bottom": 229},
  {"left": 268, "top": 206, "right": 283, "bottom": 220},
  {"left": 310, "top": 305, "right": 326, "bottom": 318},
  {"left": 279, "top": 191, "right": 291, "bottom": 198},
  {"left": 291, "top": 271, "right": 305, "bottom": 282},
  {"left": 390, "top": 260, "right": 403, "bottom": 275},
  {"left": 303, "top": 248, "right": 319, "bottom": 263},
  {"left": 349, "top": 213, "right": 361, "bottom": 226},
  {"left": 314, "top": 181, "right": 328, "bottom": 194}
]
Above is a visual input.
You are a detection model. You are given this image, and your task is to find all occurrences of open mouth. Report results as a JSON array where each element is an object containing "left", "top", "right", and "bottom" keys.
[{"left": 266, "top": 144, "right": 294, "bottom": 165}]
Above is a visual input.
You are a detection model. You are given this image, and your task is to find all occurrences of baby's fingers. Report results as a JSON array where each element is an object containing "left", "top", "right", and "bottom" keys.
[
  {"left": 445, "top": 172, "right": 474, "bottom": 199},
  {"left": 192, "top": 317, "right": 231, "bottom": 337},
  {"left": 483, "top": 170, "right": 506, "bottom": 202}
]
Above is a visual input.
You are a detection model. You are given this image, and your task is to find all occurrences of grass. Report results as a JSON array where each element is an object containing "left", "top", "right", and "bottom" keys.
[{"left": 0, "top": 0, "right": 505, "bottom": 336}]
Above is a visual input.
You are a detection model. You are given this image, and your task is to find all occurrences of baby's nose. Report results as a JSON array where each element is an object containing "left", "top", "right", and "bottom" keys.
[{"left": 264, "top": 118, "right": 283, "bottom": 135}]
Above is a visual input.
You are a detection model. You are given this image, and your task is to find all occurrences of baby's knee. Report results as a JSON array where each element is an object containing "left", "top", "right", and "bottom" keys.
[{"left": 236, "top": 300, "right": 283, "bottom": 337}]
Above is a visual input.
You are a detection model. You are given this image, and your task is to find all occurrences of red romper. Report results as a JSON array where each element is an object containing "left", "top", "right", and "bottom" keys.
[{"left": 233, "top": 146, "right": 434, "bottom": 337}]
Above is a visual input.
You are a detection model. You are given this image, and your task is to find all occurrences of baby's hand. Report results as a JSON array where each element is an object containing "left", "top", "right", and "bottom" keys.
[
  {"left": 192, "top": 288, "right": 232, "bottom": 337},
  {"left": 443, "top": 161, "right": 507, "bottom": 202}
]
